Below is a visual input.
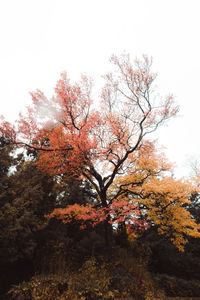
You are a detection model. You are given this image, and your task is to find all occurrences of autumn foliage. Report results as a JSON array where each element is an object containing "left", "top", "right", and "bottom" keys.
[{"left": 1, "top": 53, "right": 199, "bottom": 251}]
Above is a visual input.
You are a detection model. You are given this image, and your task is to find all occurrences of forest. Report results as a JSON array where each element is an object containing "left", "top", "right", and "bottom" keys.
[{"left": 1, "top": 54, "right": 200, "bottom": 299}]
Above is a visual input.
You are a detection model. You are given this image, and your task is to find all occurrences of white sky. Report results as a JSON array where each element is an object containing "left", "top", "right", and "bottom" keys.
[{"left": 1, "top": 0, "right": 200, "bottom": 178}]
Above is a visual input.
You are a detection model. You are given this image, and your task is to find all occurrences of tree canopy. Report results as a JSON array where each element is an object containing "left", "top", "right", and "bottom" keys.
[{"left": 1, "top": 53, "right": 199, "bottom": 250}]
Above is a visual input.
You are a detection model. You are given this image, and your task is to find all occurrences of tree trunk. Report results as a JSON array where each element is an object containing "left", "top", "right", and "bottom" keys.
[{"left": 100, "top": 190, "right": 113, "bottom": 247}]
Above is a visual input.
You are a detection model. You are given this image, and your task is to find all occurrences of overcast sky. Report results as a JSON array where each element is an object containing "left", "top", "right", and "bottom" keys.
[{"left": 1, "top": 0, "right": 200, "bottom": 178}]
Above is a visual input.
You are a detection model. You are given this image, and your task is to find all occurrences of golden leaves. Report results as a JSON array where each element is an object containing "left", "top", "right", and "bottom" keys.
[{"left": 110, "top": 153, "right": 200, "bottom": 251}]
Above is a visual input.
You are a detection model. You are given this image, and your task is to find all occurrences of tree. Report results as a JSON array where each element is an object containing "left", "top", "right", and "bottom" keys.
[
  {"left": 2, "top": 53, "right": 194, "bottom": 247},
  {"left": 0, "top": 132, "right": 97, "bottom": 296},
  {"left": 0, "top": 130, "right": 95, "bottom": 263},
  {"left": 0, "top": 144, "right": 57, "bottom": 264},
  {"left": 109, "top": 148, "right": 200, "bottom": 251},
  {"left": 183, "top": 160, "right": 200, "bottom": 224}
]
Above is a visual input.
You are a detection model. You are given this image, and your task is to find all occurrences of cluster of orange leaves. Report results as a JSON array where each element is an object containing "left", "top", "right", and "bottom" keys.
[
  {"left": 46, "top": 199, "right": 146, "bottom": 231},
  {"left": 109, "top": 152, "right": 200, "bottom": 251}
]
